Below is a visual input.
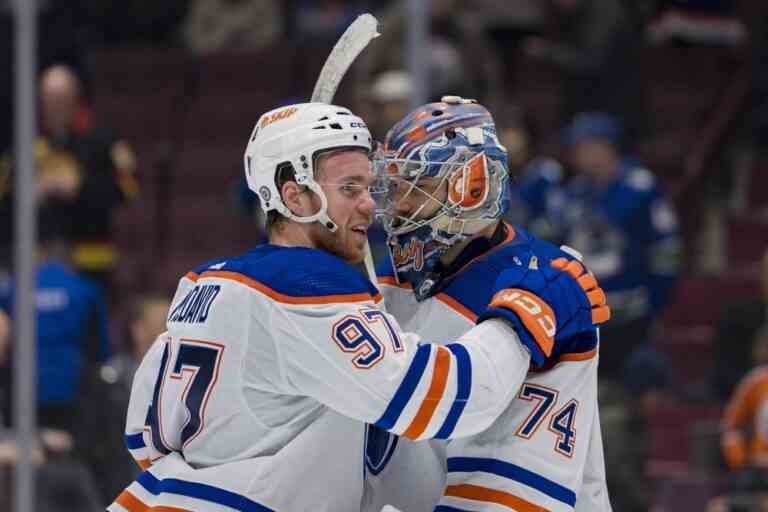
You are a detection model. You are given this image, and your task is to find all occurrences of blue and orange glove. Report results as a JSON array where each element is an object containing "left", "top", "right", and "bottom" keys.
[
  {"left": 550, "top": 257, "right": 610, "bottom": 325},
  {"left": 477, "top": 256, "right": 610, "bottom": 366}
]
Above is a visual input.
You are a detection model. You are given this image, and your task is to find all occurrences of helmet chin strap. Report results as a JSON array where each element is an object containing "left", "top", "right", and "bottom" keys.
[{"left": 279, "top": 181, "right": 338, "bottom": 232}]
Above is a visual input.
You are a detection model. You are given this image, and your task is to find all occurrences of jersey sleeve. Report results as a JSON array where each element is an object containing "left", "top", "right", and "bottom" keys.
[
  {"left": 123, "top": 333, "right": 169, "bottom": 470},
  {"left": 270, "top": 298, "right": 531, "bottom": 441}
]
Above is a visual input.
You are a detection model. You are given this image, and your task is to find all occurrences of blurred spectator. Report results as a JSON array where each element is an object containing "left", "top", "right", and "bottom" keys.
[
  {"left": 108, "top": 295, "right": 170, "bottom": 388},
  {"left": 722, "top": 325, "right": 768, "bottom": 472},
  {"left": 0, "top": 0, "right": 89, "bottom": 155},
  {"left": 648, "top": 0, "right": 747, "bottom": 47},
  {"left": 0, "top": 220, "right": 111, "bottom": 434},
  {"left": 358, "top": 0, "right": 503, "bottom": 102},
  {"left": 522, "top": 0, "right": 646, "bottom": 138},
  {"left": 557, "top": 112, "right": 681, "bottom": 379},
  {"left": 0, "top": 65, "right": 139, "bottom": 289},
  {"left": 713, "top": 249, "right": 768, "bottom": 398},
  {"left": 500, "top": 109, "right": 568, "bottom": 241},
  {"left": 95, "top": 294, "right": 170, "bottom": 502},
  {"left": 182, "top": 0, "right": 282, "bottom": 54},
  {"left": 0, "top": 221, "right": 109, "bottom": 508}
]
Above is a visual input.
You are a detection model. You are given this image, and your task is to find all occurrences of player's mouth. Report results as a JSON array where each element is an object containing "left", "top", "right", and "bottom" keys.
[{"left": 350, "top": 224, "right": 369, "bottom": 238}]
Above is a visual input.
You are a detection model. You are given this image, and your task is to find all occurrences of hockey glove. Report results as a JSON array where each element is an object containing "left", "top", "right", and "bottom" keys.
[{"left": 477, "top": 256, "right": 602, "bottom": 366}]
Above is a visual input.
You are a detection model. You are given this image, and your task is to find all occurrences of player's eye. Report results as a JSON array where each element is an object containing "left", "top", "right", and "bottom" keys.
[{"left": 340, "top": 183, "right": 363, "bottom": 197}]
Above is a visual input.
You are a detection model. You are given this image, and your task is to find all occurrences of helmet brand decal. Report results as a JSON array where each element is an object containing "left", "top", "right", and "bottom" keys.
[
  {"left": 260, "top": 106, "right": 299, "bottom": 129},
  {"left": 258, "top": 186, "right": 271, "bottom": 202}
]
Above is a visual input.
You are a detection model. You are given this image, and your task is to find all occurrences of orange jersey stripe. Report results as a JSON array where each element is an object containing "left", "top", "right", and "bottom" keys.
[
  {"left": 402, "top": 346, "right": 451, "bottom": 439},
  {"left": 115, "top": 490, "right": 146, "bottom": 511},
  {"left": 136, "top": 458, "right": 152, "bottom": 470},
  {"left": 529, "top": 348, "right": 598, "bottom": 373},
  {"left": 436, "top": 293, "right": 478, "bottom": 322},
  {"left": 198, "top": 270, "right": 381, "bottom": 305},
  {"left": 114, "top": 490, "right": 191, "bottom": 512},
  {"left": 378, "top": 278, "right": 477, "bottom": 322},
  {"left": 378, "top": 275, "right": 409, "bottom": 288},
  {"left": 445, "top": 484, "right": 550, "bottom": 512},
  {"left": 558, "top": 348, "right": 598, "bottom": 362}
]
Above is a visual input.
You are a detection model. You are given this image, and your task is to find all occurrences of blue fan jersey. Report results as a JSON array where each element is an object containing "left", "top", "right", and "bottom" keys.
[
  {"left": 0, "top": 259, "right": 110, "bottom": 403},
  {"left": 557, "top": 160, "right": 681, "bottom": 322}
]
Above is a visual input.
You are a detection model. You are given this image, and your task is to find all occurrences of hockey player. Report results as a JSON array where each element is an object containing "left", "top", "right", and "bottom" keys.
[
  {"left": 108, "top": 102, "right": 605, "bottom": 512},
  {"left": 364, "top": 97, "right": 612, "bottom": 512}
]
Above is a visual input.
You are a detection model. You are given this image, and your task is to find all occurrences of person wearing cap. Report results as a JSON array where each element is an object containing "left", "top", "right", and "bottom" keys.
[{"left": 557, "top": 111, "right": 681, "bottom": 380}]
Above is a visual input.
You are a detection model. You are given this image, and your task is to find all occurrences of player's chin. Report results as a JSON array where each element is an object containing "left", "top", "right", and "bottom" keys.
[
  {"left": 345, "top": 246, "right": 365, "bottom": 265},
  {"left": 342, "top": 239, "right": 366, "bottom": 265}
]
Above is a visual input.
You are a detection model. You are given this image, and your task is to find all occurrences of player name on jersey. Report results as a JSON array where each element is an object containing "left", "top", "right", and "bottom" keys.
[{"left": 168, "top": 284, "right": 221, "bottom": 324}]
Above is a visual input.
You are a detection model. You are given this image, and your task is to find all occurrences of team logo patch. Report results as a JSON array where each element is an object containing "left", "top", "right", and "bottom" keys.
[{"left": 391, "top": 238, "right": 425, "bottom": 272}]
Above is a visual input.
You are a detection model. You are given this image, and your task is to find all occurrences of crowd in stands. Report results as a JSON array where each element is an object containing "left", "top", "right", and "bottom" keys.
[{"left": 0, "top": 0, "right": 766, "bottom": 509}]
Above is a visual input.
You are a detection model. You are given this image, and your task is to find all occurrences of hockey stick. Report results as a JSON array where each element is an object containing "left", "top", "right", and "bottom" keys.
[{"left": 310, "top": 13, "right": 381, "bottom": 288}]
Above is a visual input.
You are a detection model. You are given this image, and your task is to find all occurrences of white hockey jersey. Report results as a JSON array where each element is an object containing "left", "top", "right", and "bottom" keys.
[
  {"left": 364, "top": 224, "right": 612, "bottom": 512},
  {"left": 108, "top": 244, "right": 533, "bottom": 512}
]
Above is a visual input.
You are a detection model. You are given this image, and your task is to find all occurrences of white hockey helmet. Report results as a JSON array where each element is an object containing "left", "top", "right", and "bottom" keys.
[{"left": 243, "top": 102, "right": 373, "bottom": 231}]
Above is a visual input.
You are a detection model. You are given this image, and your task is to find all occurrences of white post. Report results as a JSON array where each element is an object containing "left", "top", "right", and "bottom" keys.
[{"left": 12, "top": 0, "right": 38, "bottom": 510}]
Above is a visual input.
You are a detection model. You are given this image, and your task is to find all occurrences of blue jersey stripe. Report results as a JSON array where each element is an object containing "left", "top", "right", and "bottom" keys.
[
  {"left": 447, "top": 457, "right": 576, "bottom": 507},
  {"left": 375, "top": 343, "right": 432, "bottom": 430},
  {"left": 434, "top": 506, "right": 473, "bottom": 512},
  {"left": 124, "top": 433, "right": 145, "bottom": 450},
  {"left": 137, "top": 471, "right": 274, "bottom": 512},
  {"left": 434, "top": 344, "right": 472, "bottom": 439}
]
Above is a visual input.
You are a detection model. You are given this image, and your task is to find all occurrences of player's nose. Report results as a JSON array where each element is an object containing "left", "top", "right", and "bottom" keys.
[
  {"left": 392, "top": 194, "right": 414, "bottom": 216},
  {"left": 358, "top": 189, "right": 376, "bottom": 216}
]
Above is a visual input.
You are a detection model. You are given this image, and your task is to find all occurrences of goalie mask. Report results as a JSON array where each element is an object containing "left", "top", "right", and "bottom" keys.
[
  {"left": 374, "top": 96, "right": 511, "bottom": 299},
  {"left": 244, "top": 102, "right": 373, "bottom": 231}
]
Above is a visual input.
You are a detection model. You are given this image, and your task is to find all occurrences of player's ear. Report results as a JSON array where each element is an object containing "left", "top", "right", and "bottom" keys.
[{"left": 282, "top": 181, "right": 310, "bottom": 217}]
